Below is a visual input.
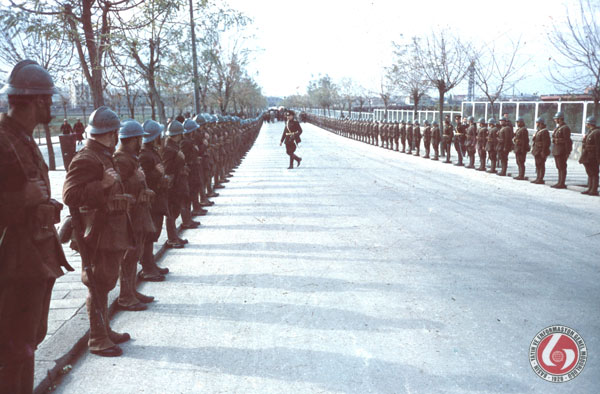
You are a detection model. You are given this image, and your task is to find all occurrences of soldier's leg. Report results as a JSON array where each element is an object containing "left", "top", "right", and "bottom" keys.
[
  {"left": 590, "top": 163, "right": 600, "bottom": 196},
  {"left": 445, "top": 143, "right": 451, "bottom": 163},
  {"left": 454, "top": 143, "right": 463, "bottom": 166},
  {"left": 432, "top": 144, "right": 438, "bottom": 160},
  {"left": 86, "top": 251, "right": 121, "bottom": 352},
  {"left": 117, "top": 245, "right": 143, "bottom": 308},
  {"left": 487, "top": 152, "right": 497, "bottom": 173},
  {"left": 0, "top": 278, "right": 54, "bottom": 394}
]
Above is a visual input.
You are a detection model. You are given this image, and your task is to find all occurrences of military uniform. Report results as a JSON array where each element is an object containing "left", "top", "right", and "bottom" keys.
[
  {"left": 423, "top": 122, "right": 431, "bottom": 158},
  {"left": 280, "top": 114, "right": 303, "bottom": 168},
  {"left": 530, "top": 122, "right": 551, "bottom": 184},
  {"left": 476, "top": 122, "right": 488, "bottom": 171},
  {"left": 453, "top": 120, "right": 465, "bottom": 166},
  {"left": 496, "top": 121, "right": 514, "bottom": 176},
  {"left": 465, "top": 121, "right": 477, "bottom": 168},
  {"left": 431, "top": 122, "right": 441, "bottom": 160},
  {"left": 406, "top": 122, "right": 414, "bottom": 154},
  {"left": 400, "top": 121, "right": 407, "bottom": 152},
  {"left": 413, "top": 122, "right": 421, "bottom": 156},
  {"left": 0, "top": 114, "right": 72, "bottom": 393},
  {"left": 513, "top": 122, "right": 530, "bottom": 180},
  {"left": 442, "top": 121, "right": 453, "bottom": 163},
  {"left": 486, "top": 121, "right": 498, "bottom": 173},
  {"left": 551, "top": 117, "right": 572, "bottom": 188},
  {"left": 579, "top": 122, "right": 600, "bottom": 195},
  {"left": 63, "top": 138, "right": 132, "bottom": 352}
]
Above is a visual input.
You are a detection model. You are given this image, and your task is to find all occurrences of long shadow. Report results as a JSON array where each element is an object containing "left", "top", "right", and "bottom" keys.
[
  {"left": 148, "top": 301, "right": 442, "bottom": 332},
  {"left": 163, "top": 251, "right": 395, "bottom": 265},
  {"left": 121, "top": 345, "right": 531, "bottom": 393},
  {"left": 201, "top": 223, "right": 359, "bottom": 232},
  {"left": 168, "top": 273, "right": 406, "bottom": 294}
]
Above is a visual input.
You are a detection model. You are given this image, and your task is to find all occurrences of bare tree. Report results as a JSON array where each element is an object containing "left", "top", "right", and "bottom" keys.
[
  {"left": 471, "top": 38, "right": 527, "bottom": 118},
  {"left": 338, "top": 77, "right": 358, "bottom": 117},
  {"left": 389, "top": 38, "right": 431, "bottom": 119},
  {"left": 0, "top": 10, "right": 74, "bottom": 170},
  {"left": 377, "top": 73, "right": 394, "bottom": 120},
  {"left": 413, "top": 30, "right": 472, "bottom": 124},
  {"left": 106, "top": 47, "right": 144, "bottom": 119},
  {"left": 10, "top": 0, "right": 146, "bottom": 108},
  {"left": 547, "top": 0, "right": 600, "bottom": 118}
]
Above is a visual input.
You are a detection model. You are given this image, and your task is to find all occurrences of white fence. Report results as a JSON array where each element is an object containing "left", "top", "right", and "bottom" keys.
[{"left": 307, "top": 99, "right": 596, "bottom": 134}]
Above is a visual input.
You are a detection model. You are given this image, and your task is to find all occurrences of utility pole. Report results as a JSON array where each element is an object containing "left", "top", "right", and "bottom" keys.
[{"left": 189, "top": 0, "right": 201, "bottom": 114}]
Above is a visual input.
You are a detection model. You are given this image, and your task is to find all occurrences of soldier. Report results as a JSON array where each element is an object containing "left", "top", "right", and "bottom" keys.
[
  {"left": 422, "top": 120, "right": 431, "bottom": 158},
  {"left": 453, "top": 114, "right": 465, "bottom": 166},
  {"left": 496, "top": 118, "right": 513, "bottom": 176},
  {"left": 393, "top": 120, "right": 400, "bottom": 151},
  {"left": 442, "top": 117, "right": 454, "bottom": 163},
  {"left": 114, "top": 121, "right": 156, "bottom": 310},
  {"left": 579, "top": 116, "right": 600, "bottom": 195},
  {"left": 431, "top": 120, "right": 441, "bottom": 160},
  {"left": 63, "top": 106, "right": 132, "bottom": 357},
  {"left": 400, "top": 120, "right": 407, "bottom": 152},
  {"left": 139, "top": 120, "right": 170, "bottom": 279},
  {"left": 530, "top": 117, "right": 551, "bottom": 184},
  {"left": 280, "top": 110, "right": 302, "bottom": 169},
  {"left": 163, "top": 120, "right": 194, "bottom": 248},
  {"left": 475, "top": 118, "right": 488, "bottom": 171},
  {"left": 486, "top": 118, "right": 498, "bottom": 173},
  {"left": 61, "top": 119, "right": 72, "bottom": 135},
  {"left": 73, "top": 118, "right": 85, "bottom": 146},
  {"left": 181, "top": 119, "right": 207, "bottom": 217},
  {"left": 465, "top": 116, "right": 477, "bottom": 168},
  {"left": 551, "top": 112, "right": 572, "bottom": 189},
  {"left": 512, "top": 117, "right": 530, "bottom": 180},
  {"left": 413, "top": 120, "right": 421, "bottom": 156},
  {"left": 406, "top": 120, "right": 414, "bottom": 154},
  {"left": 0, "top": 60, "right": 74, "bottom": 393}
]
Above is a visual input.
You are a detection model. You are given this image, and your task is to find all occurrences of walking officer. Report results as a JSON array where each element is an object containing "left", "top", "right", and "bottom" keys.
[
  {"left": 512, "top": 117, "right": 530, "bottom": 180},
  {"left": 579, "top": 116, "right": 600, "bottom": 195},
  {"left": 551, "top": 111, "right": 572, "bottom": 189},
  {"left": 0, "top": 60, "right": 74, "bottom": 393},
  {"left": 280, "top": 110, "right": 303, "bottom": 169},
  {"left": 530, "top": 117, "right": 551, "bottom": 184},
  {"left": 63, "top": 106, "right": 133, "bottom": 357}
]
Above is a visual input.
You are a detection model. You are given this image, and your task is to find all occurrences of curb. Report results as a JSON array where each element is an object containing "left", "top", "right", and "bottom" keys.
[{"left": 33, "top": 223, "right": 182, "bottom": 393}]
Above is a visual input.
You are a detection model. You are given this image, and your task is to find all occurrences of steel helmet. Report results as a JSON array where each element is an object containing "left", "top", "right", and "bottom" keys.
[
  {"left": 488, "top": 118, "right": 497, "bottom": 125},
  {"left": 585, "top": 116, "right": 596, "bottom": 125},
  {"left": 194, "top": 114, "right": 206, "bottom": 125},
  {"left": 86, "top": 106, "right": 121, "bottom": 135},
  {"left": 424, "top": 120, "right": 430, "bottom": 125},
  {"left": 183, "top": 119, "right": 199, "bottom": 134},
  {"left": 478, "top": 117, "right": 486, "bottom": 123},
  {"left": 414, "top": 120, "right": 419, "bottom": 125},
  {"left": 516, "top": 116, "right": 525, "bottom": 123},
  {"left": 553, "top": 111, "right": 564, "bottom": 119},
  {"left": 119, "top": 120, "right": 144, "bottom": 139},
  {"left": 535, "top": 117, "right": 546, "bottom": 124},
  {"left": 468, "top": 116, "right": 474, "bottom": 122},
  {"left": 165, "top": 120, "right": 184, "bottom": 136},
  {"left": 142, "top": 120, "right": 163, "bottom": 143},
  {"left": 0, "top": 59, "right": 59, "bottom": 95},
  {"left": 432, "top": 121, "right": 438, "bottom": 125}
]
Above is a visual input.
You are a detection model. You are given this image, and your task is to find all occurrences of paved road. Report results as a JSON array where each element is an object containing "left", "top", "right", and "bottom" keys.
[{"left": 53, "top": 121, "right": 599, "bottom": 393}]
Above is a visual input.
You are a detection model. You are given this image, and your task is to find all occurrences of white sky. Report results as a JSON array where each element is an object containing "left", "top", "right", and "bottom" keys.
[{"left": 227, "top": 0, "right": 578, "bottom": 98}]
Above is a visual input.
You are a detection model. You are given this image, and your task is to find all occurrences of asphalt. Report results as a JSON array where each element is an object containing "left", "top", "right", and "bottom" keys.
[{"left": 35, "top": 121, "right": 599, "bottom": 394}]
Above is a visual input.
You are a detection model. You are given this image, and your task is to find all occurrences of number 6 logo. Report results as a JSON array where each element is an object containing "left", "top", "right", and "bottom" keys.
[{"left": 530, "top": 325, "right": 587, "bottom": 382}]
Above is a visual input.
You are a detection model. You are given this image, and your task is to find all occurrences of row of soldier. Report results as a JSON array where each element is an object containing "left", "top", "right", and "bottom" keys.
[
  {"left": 308, "top": 112, "right": 600, "bottom": 196},
  {"left": 61, "top": 107, "right": 261, "bottom": 358},
  {"left": 0, "top": 59, "right": 262, "bottom": 393}
]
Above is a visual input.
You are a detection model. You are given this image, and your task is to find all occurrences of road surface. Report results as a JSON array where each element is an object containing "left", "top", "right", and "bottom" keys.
[{"left": 53, "top": 121, "right": 600, "bottom": 393}]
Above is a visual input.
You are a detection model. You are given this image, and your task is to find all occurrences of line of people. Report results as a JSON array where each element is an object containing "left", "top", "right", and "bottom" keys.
[
  {"left": 0, "top": 60, "right": 262, "bottom": 393},
  {"left": 308, "top": 112, "right": 600, "bottom": 195},
  {"left": 61, "top": 107, "right": 262, "bottom": 357}
]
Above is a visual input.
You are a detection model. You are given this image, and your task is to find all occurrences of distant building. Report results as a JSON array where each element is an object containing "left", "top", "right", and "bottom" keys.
[{"left": 70, "top": 82, "right": 91, "bottom": 108}]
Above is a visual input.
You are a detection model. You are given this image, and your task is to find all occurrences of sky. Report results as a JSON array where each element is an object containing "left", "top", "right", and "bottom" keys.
[{"left": 226, "top": 0, "right": 581, "bottom": 98}]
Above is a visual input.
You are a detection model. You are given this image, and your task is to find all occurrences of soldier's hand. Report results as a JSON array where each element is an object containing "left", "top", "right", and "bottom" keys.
[
  {"left": 279, "top": 142, "right": 282, "bottom": 146},
  {"left": 177, "top": 151, "right": 185, "bottom": 160},
  {"left": 155, "top": 163, "right": 165, "bottom": 174},
  {"left": 101, "top": 168, "right": 119, "bottom": 189},
  {"left": 24, "top": 178, "right": 50, "bottom": 206}
]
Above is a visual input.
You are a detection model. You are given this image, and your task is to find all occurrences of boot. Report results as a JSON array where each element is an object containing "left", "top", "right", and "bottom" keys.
[
  {"left": 551, "top": 169, "right": 566, "bottom": 189},
  {"left": 288, "top": 157, "right": 294, "bottom": 169},
  {"left": 581, "top": 176, "right": 591, "bottom": 194},
  {"left": 590, "top": 175, "right": 599, "bottom": 196},
  {"left": 487, "top": 160, "right": 496, "bottom": 174},
  {"left": 466, "top": 155, "right": 475, "bottom": 169},
  {"left": 514, "top": 164, "right": 526, "bottom": 180}
]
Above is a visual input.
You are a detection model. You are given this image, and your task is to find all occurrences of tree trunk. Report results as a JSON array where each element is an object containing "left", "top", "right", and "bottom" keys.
[
  {"left": 62, "top": 104, "right": 68, "bottom": 120},
  {"left": 43, "top": 123, "right": 56, "bottom": 170},
  {"left": 438, "top": 89, "right": 445, "bottom": 151},
  {"left": 188, "top": 0, "right": 201, "bottom": 114}
]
